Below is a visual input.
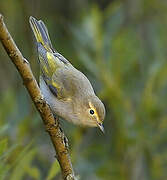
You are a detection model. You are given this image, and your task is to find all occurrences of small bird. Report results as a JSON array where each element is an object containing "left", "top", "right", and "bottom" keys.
[{"left": 29, "top": 16, "right": 105, "bottom": 132}]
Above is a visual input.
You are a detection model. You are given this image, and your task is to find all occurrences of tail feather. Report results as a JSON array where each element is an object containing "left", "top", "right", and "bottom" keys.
[
  {"left": 29, "top": 16, "right": 53, "bottom": 52},
  {"left": 38, "top": 20, "right": 54, "bottom": 51}
]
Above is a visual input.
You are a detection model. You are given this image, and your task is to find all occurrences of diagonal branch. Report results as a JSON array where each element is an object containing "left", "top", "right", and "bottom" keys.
[{"left": 0, "top": 14, "right": 75, "bottom": 180}]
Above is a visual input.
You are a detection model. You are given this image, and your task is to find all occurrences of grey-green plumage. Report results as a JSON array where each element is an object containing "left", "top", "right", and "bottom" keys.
[{"left": 29, "top": 16, "right": 105, "bottom": 132}]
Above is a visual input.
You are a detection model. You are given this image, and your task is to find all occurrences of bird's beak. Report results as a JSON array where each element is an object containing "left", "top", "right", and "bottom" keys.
[{"left": 98, "top": 123, "right": 105, "bottom": 133}]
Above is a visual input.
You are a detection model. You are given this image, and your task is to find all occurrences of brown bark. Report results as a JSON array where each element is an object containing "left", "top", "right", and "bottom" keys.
[{"left": 0, "top": 14, "right": 75, "bottom": 180}]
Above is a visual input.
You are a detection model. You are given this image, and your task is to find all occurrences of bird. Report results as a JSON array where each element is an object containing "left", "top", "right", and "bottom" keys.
[{"left": 29, "top": 16, "right": 105, "bottom": 132}]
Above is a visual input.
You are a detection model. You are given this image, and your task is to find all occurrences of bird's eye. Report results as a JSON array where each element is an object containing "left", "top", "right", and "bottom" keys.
[{"left": 89, "top": 109, "right": 94, "bottom": 115}]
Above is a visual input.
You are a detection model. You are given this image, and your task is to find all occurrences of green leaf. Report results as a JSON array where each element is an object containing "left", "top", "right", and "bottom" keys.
[
  {"left": 10, "top": 148, "right": 37, "bottom": 180},
  {"left": 46, "top": 160, "right": 60, "bottom": 180},
  {"left": 0, "top": 162, "right": 10, "bottom": 180},
  {"left": 0, "top": 138, "right": 8, "bottom": 156},
  {"left": 26, "top": 166, "right": 40, "bottom": 179}
]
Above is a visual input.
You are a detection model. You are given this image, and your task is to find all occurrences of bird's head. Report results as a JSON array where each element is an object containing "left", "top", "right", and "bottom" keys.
[{"left": 76, "top": 95, "right": 105, "bottom": 132}]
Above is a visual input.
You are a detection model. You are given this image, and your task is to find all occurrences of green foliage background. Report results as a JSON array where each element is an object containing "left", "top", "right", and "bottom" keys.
[{"left": 1, "top": 0, "right": 167, "bottom": 179}]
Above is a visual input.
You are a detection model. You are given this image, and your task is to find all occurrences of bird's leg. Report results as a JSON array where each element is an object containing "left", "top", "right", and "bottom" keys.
[
  {"left": 53, "top": 113, "right": 59, "bottom": 127},
  {"left": 23, "top": 58, "right": 29, "bottom": 64},
  {"left": 53, "top": 114, "right": 69, "bottom": 150},
  {"left": 59, "top": 123, "right": 69, "bottom": 150}
]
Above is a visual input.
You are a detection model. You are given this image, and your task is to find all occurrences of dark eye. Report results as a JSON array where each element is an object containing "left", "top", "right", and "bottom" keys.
[{"left": 89, "top": 109, "right": 94, "bottom": 115}]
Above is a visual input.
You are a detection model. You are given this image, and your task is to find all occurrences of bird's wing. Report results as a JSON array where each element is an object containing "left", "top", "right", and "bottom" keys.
[
  {"left": 51, "top": 66, "right": 94, "bottom": 100},
  {"left": 50, "top": 65, "right": 76, "bottom": 100},
  {"left": 29, "top": 16, "right": 71, "bottom": 99},
  {"left": 38, "top": 45, "right": 72, "bottom": 99}
]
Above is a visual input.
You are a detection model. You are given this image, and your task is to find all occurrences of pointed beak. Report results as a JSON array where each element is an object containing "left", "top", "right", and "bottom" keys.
[{"left": 98, "top": 123, "right": 105, "bottom": 133}]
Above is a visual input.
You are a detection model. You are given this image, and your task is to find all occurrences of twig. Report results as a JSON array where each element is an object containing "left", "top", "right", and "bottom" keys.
[{"left": 0, "top": 14, "right": 75, "bottom": 180}]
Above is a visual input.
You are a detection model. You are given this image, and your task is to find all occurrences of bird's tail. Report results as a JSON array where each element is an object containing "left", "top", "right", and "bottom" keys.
[{"left": 29, "top": 16, "right": 54, "bottom": 52}]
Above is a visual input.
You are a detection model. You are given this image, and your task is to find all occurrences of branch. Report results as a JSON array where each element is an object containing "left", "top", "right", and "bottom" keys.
[{"left": 0, "top": 14, "right": 75, "bottom": 180}]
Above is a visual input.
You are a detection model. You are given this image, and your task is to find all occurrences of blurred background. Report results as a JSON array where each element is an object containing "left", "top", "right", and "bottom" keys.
[{"left": 1, "top": 0, "right": 167, "bottom": 179}]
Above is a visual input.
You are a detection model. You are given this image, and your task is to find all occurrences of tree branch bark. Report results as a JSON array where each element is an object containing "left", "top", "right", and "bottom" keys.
[{"left": 0, "top": 14, "right": 75, "bottom": 180}]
